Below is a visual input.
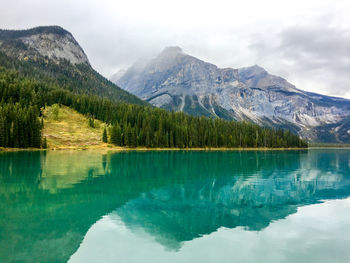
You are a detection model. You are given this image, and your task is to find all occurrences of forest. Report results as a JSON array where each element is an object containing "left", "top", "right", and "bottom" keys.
[
  {"left": 0, "top": 50, "right": 146, "bottom": 106},
  {"left": 0, "top": 65, "right": 307, "bottom": 148}
]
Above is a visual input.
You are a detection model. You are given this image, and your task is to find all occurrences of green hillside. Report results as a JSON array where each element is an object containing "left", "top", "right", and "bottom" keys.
[{"left": 0, "top": 51, "right": 147, "bottom": 106}]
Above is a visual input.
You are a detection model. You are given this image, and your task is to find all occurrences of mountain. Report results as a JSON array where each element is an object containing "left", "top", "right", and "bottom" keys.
[
  {"left": 0, "top": 27, "right": 306, "bottom": 149},
  {"left": 0, "top": 26, "right": 146, "bottom": 105},
  {"left": 0, "top": 26, "right": 89, "bottom": 65},
  {"left": 114, "top": 46, "right": 350, "bottom": 142}
]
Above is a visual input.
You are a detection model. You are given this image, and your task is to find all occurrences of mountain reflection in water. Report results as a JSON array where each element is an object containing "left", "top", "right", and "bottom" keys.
[{"left": 1, "top": 150, "right": 350, "bottom": 262}]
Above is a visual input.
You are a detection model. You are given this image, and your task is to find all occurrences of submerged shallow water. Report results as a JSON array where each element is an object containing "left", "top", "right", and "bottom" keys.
[{"left": 1, "top": 150, "right": 350, "bottom": 262}]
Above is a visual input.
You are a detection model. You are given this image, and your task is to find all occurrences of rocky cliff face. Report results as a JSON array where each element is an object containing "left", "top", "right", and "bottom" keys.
[
  {"left": 0, "top": 26, "right": 89, "bottom": 65},
  {"left": 114, "top": 47, "right": 350, "bottom": 142}
]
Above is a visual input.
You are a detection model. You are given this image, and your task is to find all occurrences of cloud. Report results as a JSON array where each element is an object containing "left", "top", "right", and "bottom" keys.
[
  {"left": 249, "top": 15, "right": 350, "bottom": 97},
  {"left": 1, "top": 0, "right": 350, "bottom": 98}
]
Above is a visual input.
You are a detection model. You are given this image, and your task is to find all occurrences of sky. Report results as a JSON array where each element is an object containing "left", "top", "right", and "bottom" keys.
[{"left": 1, "top": 0, "right": 350, "bottom": 98}]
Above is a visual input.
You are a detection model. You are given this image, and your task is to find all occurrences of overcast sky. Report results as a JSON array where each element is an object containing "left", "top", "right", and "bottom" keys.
[{"left": 1, "top": 0, "right": 350, "bottom": 98}]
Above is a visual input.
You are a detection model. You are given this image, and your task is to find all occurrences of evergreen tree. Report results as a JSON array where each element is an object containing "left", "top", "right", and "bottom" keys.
[
  {"left": 102, "top": 127, "right": 108, "bottom": 143},
  {"left": 42, "top": 137, "right": 47, "bottom": 149},
  {"left": 88, "top": 117, "right": 95, "bottom": 128},
  {"left": 110, "top": 123, "right": 122, "bottom": 146}
]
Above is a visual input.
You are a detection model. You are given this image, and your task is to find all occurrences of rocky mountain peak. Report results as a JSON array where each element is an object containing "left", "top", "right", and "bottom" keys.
[
  {"left": 238, "top": 65, "right": 267, "bottom": 81},
  {"left": 239, "top": 64, "right": 266, "bottom": 74},
  {"left": 0, "top": 26, "right": 90, "bottom": 65},
  {"left": 114, "top": 47, "right": 350, "bottom": 142},
  {"left": 154, "top": 46, "right": 186, "bottom": 63}
]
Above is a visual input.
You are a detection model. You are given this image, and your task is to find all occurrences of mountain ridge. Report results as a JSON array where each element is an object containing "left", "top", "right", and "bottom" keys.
[
  {"left": 0, "top": 25, "right": 147, "bottom": 105},
  {"left": 114, "top": 47, "right": 350, "bottom": 143},
  {"left": 0, "top": 25, "right": 90, "bottom": 65}
]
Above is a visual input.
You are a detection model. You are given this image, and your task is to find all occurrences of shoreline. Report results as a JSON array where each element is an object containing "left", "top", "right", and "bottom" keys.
[
  {"left": 1, "top": 145, "right": 310, "bottom": 153},
  {"left": 3, "top": 146, "right": 350, "bottom": 154}
]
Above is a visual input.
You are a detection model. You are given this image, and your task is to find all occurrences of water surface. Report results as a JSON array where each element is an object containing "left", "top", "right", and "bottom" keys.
[{"left": 1, "top": 150, "right": 350, "bottom": 262}]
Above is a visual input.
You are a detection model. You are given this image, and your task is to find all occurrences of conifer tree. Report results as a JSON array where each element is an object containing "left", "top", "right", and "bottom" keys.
[
  {"left": 102, "top": 126, "right": 108, "bottom": 143},
  {"left": 110, "top": 123, "right": 122, "bottom": 146},
  {"left": 42, "top": 137, "right": 47, "bottom": 149}
]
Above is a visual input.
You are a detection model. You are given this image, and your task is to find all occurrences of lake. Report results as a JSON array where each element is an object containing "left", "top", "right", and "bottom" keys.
[{"left": 1, "top": 150, "right": 350, "bottom": 263}]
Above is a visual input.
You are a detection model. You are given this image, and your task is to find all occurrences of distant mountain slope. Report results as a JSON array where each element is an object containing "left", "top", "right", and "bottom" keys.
[
  {"left": 0, "top": 26, "right": 147, "bottom": 105},
  {"left": 114, "top": 47, "right": 350, "bottom": 142}
]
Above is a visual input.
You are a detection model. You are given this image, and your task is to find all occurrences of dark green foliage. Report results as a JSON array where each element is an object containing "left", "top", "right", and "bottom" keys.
[
  {"left": 110, "top": 123, "right": 122, "bottom": 145},
  {"left": 42, "top": 137, "right": 47, "bottom": 149},
  {"left": 88, "top": 116, "right": 95, "bottom": 128},
  {"left": 102, "top": 127, "right": 107, "bottom": 143},
  {"left": 183, "top": 95, "right": 213, "bottom": 117},
  {"left": 0, "top": 51, "right": 147, "bottom": 106},
  {"left": 0, "top": 103, "right": 41, "bottom": 148},
  {"left": 0, "top": 66, "right": 307, "bottom": 149}
]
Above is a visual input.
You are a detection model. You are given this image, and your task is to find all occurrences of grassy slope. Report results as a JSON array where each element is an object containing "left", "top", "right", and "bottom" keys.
[{"left": 43, "top": 105, "right": 115, "bottom": 150}]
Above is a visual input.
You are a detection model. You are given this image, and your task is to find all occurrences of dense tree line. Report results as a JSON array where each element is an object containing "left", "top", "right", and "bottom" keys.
[
  {"left": 0, "top": 66, "right": 308, "bottom": 148},
  {"left": 0, "top": 50, "right": 146, "bottom": 105},
  {"left": 0, "top": 103, "right": 42, "bottom": 148}
]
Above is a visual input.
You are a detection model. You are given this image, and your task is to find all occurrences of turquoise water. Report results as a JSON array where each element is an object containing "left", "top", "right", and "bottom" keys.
[{"left": 1, "top": 150, "right": 350, "bottom": 262}]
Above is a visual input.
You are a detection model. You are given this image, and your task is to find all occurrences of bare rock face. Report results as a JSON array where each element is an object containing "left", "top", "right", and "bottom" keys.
[
  {"left": 113, "top": 47, "right": 350, "bottom": 143},
  {"left": 0, "top": 26, "right": 89, "bottom": 65},
  {"left": 20, "top": 33, "right": 89, "bottom": 65}
]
